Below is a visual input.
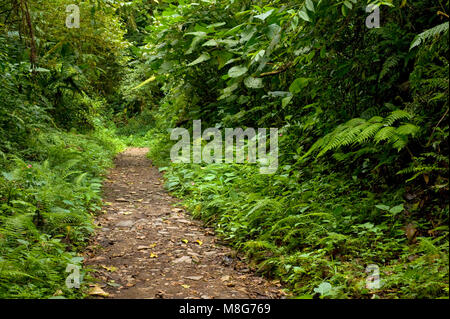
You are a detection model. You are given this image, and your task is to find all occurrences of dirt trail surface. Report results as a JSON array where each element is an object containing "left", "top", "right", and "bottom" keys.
[{"left": 84, "top": 148, "right": 284, "bottom": 299}]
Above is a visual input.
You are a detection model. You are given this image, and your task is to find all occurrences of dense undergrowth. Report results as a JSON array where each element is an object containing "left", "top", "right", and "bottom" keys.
[
  {"left": 0, "top": 129, "right": 124, "bottom": 298},
  {"left": 116, "top": 0, "right": 449, "bottom": 298},
  {"left": 0, "top": 1, "right": 125, "bottom": 298},
  {"left": 1, "top": 0, "right": 448, "bottom": 299}
]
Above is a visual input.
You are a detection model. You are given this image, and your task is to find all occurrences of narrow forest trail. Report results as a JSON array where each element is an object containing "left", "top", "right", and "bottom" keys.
[{"left": 84, "top": 148, "right": 285, "bottom": 299}]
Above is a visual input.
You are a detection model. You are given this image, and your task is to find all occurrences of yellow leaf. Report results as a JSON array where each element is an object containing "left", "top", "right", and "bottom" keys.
[
  {"left": 149, "top": 243, "right": 157, "bottom": 248},
  {"left": 196, "top": 240, "right": 203, "bottom": 246},
  {"left": 88, "top": 285, "right": 109, "bottom": 297},
  {"left": 181, "top": 284, "right": 190, "bottom": 289},
  {"left": 181, "top": 239, "right": 189, "bottom": 244},
  {"left": 131, "top": 75, "right": 156, "bottom": 90},
  {"left": 150, "top": 253, "right": 158, "bottom": 258},
  {"left": 101, "top": 265, "right": 118, "bottom": 272}
]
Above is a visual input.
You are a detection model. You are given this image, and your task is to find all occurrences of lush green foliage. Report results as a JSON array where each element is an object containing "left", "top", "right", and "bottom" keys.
[
  {"left": 1, "top": 0, "right": 448, "bottom": 299},
  {"left": 0, "top": 0, "right": 126, "bottom": 298},
  {"left": 118, "top": 0, "right": 449, "bottom": 298},
  {"left": 0, "top": 129, "right": 123, "bottom": 298}
]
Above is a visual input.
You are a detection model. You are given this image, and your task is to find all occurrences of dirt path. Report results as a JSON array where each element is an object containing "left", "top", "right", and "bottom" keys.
[{"left": 84, "top": 148, "right": 284, "bottom": 299}]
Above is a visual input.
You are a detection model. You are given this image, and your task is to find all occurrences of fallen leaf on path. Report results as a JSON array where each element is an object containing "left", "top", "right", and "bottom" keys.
[
  {"left": 173, "top": 256, "right": 192, "bottom": 264},
  {"left": 150, "top": 253, "right": 158, "bottom": 258},
  {"left": 53, "top": 290, "right": 63, "bottom": 296},
  {"left": 181, "top": 284, "right": 190, "bottom": 289},
  {"left": 107, "top": 281, "right": 122, "bottom": 288},
  {"left": 181, "top": 239, "right": 189, "bottom": 244},
  {"left": 185, "top": 276, "right": 203, "bottom": 281},
  {"left": 88, "top": 285, "right": 109, "bottom": 297},
  {"left": 196, "top": 240, "right": 203, "bottom": 246},
  {"left": 221, "top": 275, "right": 230, "bottom": 282},
  {"left": 101, "top": 265, "right": 118, "bottom": 272}
]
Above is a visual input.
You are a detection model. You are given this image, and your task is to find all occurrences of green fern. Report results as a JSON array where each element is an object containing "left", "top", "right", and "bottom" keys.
[
  {"left": 303, "top": 109, "right": 418, "bottom": 158},
  {"left": 379, "top": 55, "right": 400, "bottom": 82},
  {"left": 410, "top": 22, "right": 449, "bottom": 50}
]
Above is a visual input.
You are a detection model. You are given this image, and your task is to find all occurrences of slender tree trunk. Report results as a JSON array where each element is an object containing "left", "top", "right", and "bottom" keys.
[{"left": 20, "top": 0, "right": 37, "bottom": 67}]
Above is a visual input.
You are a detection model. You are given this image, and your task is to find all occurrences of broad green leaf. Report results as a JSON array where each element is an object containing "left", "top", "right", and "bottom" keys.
[
  {"left": 389, "top": 204, "right": 404, "bottom": 214},
  {"left": 282, "top": 96, "right": 293, "bottom": 108},
  {"left": 344, "top": 1, "right": 352, "bottom": 9},
  {"left": 187, "top": 53, "right": 211, "bottom": 66},
  {"left": 375, "top": 204, "right": 390, "bottom": 211},
  {"left": 313, "top": 282, "right": 333, "bottom": 296},
  {"left": 254, "top": 9, "right": 274, "bottom": 21},
  {"left": 289, "top": 77, "right": 311, "bottom": 94},
  {"left": 298, "top": 9, "right": 310, "bottom": 22},
  {"left": 244, "top": 76, "right": 264, "bottom": 89},
  {"left": 213, "top": 51, "right": 234, "bottom": 69},
  {"left": 228, "top": 65, "right": 248, "bottom": 78},
  {"left": 240, "top": 26, "right": 257, "bottom": 43},
  {"left": 202, "top": 39, "right": 218, "bottom": 46},
  {"left": 306, "top": 0, "right": 315, "bottom": 12},
  {"left": 184, "top": 31, "right": 207, "bottom": 37}
]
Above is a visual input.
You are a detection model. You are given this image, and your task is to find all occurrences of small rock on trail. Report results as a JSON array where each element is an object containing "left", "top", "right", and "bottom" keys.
[{"left": 84, "top": 147, "right": 284, "bottom": 299}]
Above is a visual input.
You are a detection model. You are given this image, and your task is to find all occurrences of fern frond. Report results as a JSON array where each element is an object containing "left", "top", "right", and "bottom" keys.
[
  {"left": 305, "top": 109, "right": 417, "bottom": 157},
  {"left": 355, "top": 122, "right": 384, "bottom": 143},
  {"left": 379, "top": 55, "right": 400, "bottom": 82},
  {"left": 395, "top": 123, "right": 419, "bottom": 136},
  {"left": 384, "top": 109, "right": 412, "bottom": 125},
  {"left": 410, "top": 22, "right": 449, "bottom": 50},
  {"left": 374, "top": 126, "right": 397, "bottom": 143}
]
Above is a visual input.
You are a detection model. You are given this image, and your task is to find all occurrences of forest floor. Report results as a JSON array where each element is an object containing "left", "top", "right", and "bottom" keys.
[{"left": 83, "top": 148, "right": 285, "bottom": 299}]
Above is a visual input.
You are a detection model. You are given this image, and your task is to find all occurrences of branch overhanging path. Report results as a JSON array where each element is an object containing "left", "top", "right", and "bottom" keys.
[{"left": 84, "top": 148, "right": 285, "bottom": 299}]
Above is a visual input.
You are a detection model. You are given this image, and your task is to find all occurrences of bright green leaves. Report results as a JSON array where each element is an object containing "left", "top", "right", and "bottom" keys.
[
  {"left": 299, "top": 0, "right": 316, "bottom": 22},
  {"left": 375, "top": 203, "right": 404, "bottom": 215},
  {"left": 410, "top": 22, "right": 449, "bottom": 50},
  {"left": 202, "top": 39, "right": 218, "bottom": 47},
  {"left": 282, "top": 96, "right": 293, "bottom": 108},
  {"left": 341, "top": 0, "right": 357, "bottom": 16},
  {"left": 185, "top": 31, "right": 208, "bottom": 37},
  {"left": 254, "top": 9, "right": 274, "bottom": 21},
  {"left": 289, "top": 77, "right": 311, "bottom": 94},
  {"left": 240, "top": 26, "right": 257, "bottom": 43},
  {"left": 298, "top": 9, "right": 310, "bottom": 22},
  {"left": 131, "top": 75, "right": 156, "bottom": 90},
  {"left": 305, "top": 0, "right": 315, "bottom": 12},
  {"left": 213, "top": 51, "right": 235, "bottom": 69},
  {"left": 313, "top": 282, "right": 337, "bottom": 298},
  {"left": 187, "top": 52, "right": 211, "bottom": 66},
  {"left": 244, "top": 76, "right": 264, "bottom": 89},
  {"left": 185, "top": 35, "right": 205, "bottom": 55},
  {"left": 228, "top": 65, "right": 248, "bottom": 78},
  {"left": 304, "top": 110, "right": 419, "bottom": 158}
]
